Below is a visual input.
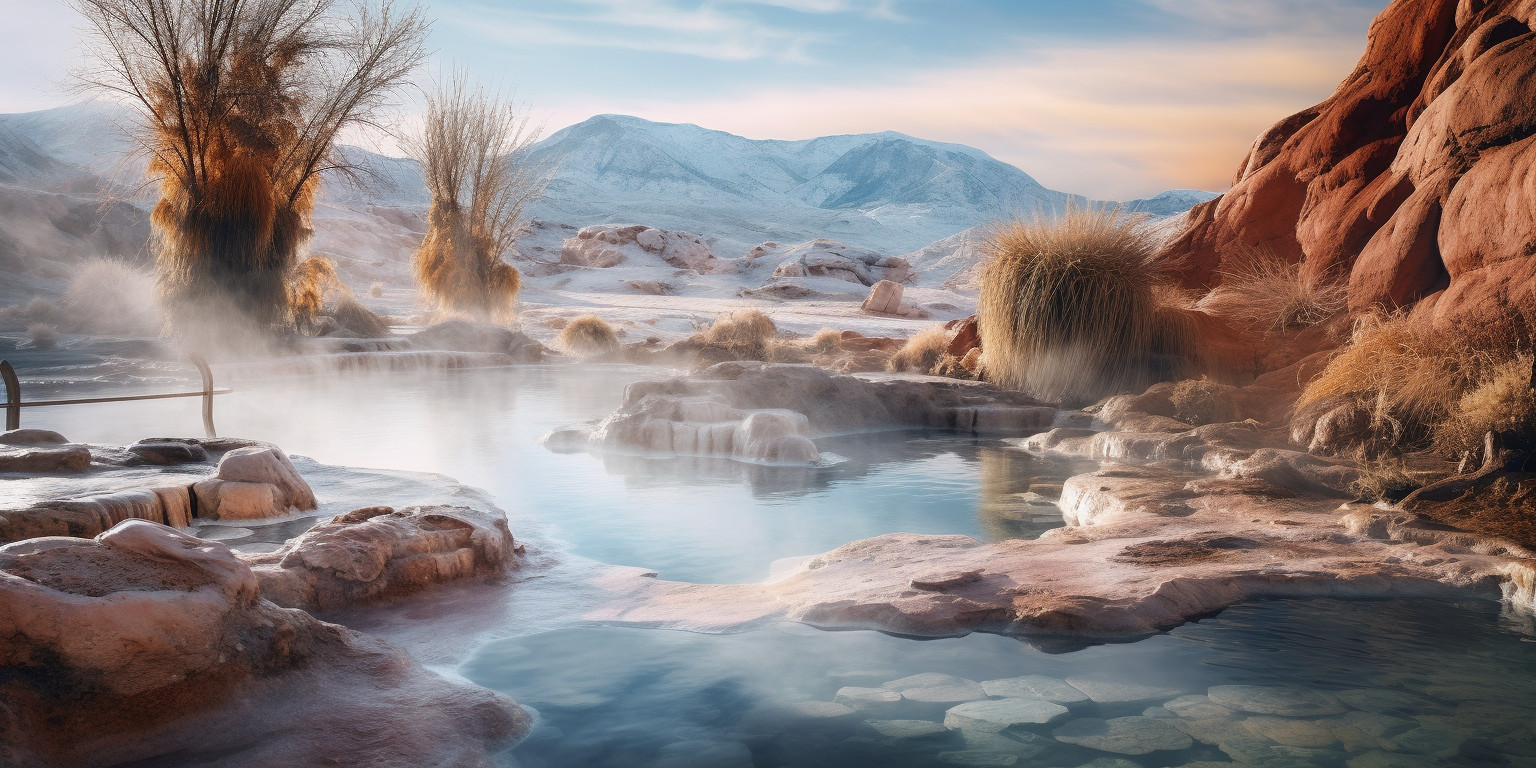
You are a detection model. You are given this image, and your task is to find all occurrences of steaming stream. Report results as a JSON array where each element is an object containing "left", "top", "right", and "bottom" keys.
[{"left": 12, "top": 354, "right": 1536, "bottom": 767}]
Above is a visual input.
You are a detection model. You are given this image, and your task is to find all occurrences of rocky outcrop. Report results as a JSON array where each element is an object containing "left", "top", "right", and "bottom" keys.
[
  {"left": 770, "top": 239, "right": 913, "bottom": 286},
  {"left": 1158, "top": 0, "right": 1536, "bottom": 337},
  {"left": 542, "top": 363, "right": 1059, "bottom": 464},
  {"left": 0, "top": 520, "right": 530, "bottom": 768},
  {"left": 193, "top": 445, "right": 318, "bottom": 520},
  {"left": 860, "top": 279, "right": 929, "bottom": 318},
  {"left": 561, "top": 224, "right": 733, "bottom": 273},
  {"left": 590, "top": 467, "right": 1527, "bottom": 639},
  {"left": 248, "top": 504, "right": 522, "bottom": 612},
  {"left": 0, "top": 436, "right": 315, "bottom": 543}
]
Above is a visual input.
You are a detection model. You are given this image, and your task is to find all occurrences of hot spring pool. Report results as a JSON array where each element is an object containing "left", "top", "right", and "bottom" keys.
[{"left": 15, "top": 358, "right": 1536, "bottom": 767}]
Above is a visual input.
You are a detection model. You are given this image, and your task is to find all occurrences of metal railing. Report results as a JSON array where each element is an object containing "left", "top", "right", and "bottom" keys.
[{"left": 1, "top": 354, "right": 229, "bottom": 438}]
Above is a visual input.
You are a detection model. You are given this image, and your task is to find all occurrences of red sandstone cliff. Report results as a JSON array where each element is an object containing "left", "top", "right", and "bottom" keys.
[{"left": 1159, "top": 0, "right": 1536, "bottom": 335}]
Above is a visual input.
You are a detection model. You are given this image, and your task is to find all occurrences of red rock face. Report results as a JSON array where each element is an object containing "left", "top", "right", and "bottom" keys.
[{"left": 1159, "top": 0, "right": 1536, "bottom": 336}]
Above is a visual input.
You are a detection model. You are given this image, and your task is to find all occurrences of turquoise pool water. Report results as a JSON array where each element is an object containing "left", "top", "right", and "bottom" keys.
[{"left": 13, "top": 355, "right": 1536, "bottom": 767}]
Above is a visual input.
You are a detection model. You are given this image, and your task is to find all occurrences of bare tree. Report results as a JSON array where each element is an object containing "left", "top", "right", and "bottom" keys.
[
  {"left": 69, "top": 0, "right": 429, "bottom": 336},
  {"left": 405, "top": 70, "right": 549, "bottom": 322}
]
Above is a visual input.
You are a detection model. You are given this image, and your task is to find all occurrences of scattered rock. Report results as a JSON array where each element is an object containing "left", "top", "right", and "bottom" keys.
[
  {"left": 1052, "top": 717, "right": 1194, "bottom": 755},
  {"left": 0, "top": 444, "right": 91, "bottom": 473},
  {"left": 866, "top": 719, "right": 953, "bottom": 742},
  {"left": 1162, "top": 695, "right": 1234, "bottom": 720},
  {"left": 1208, "top": 685, "right": 1348, "bottom": 717},
  {"left": 771, "top": 239, "right": 913, "bottom": 286},
  {"left": 213, "top": 445, "right": 317, "bottom": 510},
  {"left": 1242, "top": 715, "right": 1340, "bottom": 748},
  {"left": 0, "top": 429, "right": 68, "bottom": 446},
  {"left": 0, "top": 520, "right": 530, "bottom": 766},
  {"left": 1064, "top": 678, "right": 1184, "bottom": 706},
  {"left": 835, "top": 686, "right": 904, "bottom": 714},
  {"left": 980, "top": 676, "right": 1091, "bottom": 704},
  {"left": 246, "top": 504, "right": 519, "bottom": 612},
  {"left": 944, "top": 698, "right": 1070, "bottom": 732},
  {"left": 128, "top": 440, "right": 208, "bottom": 465}
]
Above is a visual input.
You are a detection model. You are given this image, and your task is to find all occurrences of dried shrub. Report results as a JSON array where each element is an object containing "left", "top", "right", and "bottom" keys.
[
  {"left": 978, "top": 207, "right": 1191, "bottom": 405},
  {"left": 1170, "top": 378, "right": 1239, "bottom": 426},
  {"left": 1294, "top": 310, "right": 1535, "bottom": 459},
  {"left": 331, "top": 294, "right": 390, "bottom": 338},
  {"left": 288, "top": 257, "right": 345, "bottom": 335},
  {"left": 887, "top": 324, "right": 952, "bottom": 374},
  {"left": 367, "top": 282, "right": 385, "bottom": 298},
  {"left": 692, "top": 310, "right": 777, "bottom": 360},
  {"left": 70, "top": 0, "right": 428, "bottom": 335},
  {"left": 1199, "top": 246, "right": 1347, "bottom": 333},
  {"left": 407, "top": 71, "right": 548, "bottom": 323},
  {"left": 558, "top": 315, "right": 620, "bottom": 356},
  {"left": 809, "top": 328, "right": 843, "bottom": 355},
  {"left": 1436, "top": 355, "right": 1536, "bottom": 458}
]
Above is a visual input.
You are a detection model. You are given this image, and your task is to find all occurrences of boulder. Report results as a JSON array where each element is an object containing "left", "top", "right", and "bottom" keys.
[
  {"left": 214, "top": 446, "right": 317, "bottom": 511},
  {"left": 1052, "top": 717, "right": 1194, "bottom": 755},
  {"left": 0, "top": 444, "right": 91, "bottom": 473},
  {"left": 1155, "top": 0, "right": 1536, "bottom": 342},
  {"left": 247, "top": 504, "right": 520, "bottom": 611},
  {"left": 862, "top": 280, "right": 905, "bottom": 314},
  {"left": 0, "top": 429, "right": 68, "bottom": 446},
  {"left": 562, "top": 224, "right": 731, "bottom": 273},
  {"left": 0, "top": 520, "right": 529, "bottom": 767},
  {"left": 128, "top": 440, "right": 208, "bottom": 465},
  {"left": 771, "top": 239, "right": 913, "bottom": 286}
]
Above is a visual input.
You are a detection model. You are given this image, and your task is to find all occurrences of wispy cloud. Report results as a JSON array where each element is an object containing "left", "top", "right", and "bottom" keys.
[
  {"left": 448, "top": 0, "right": 854, "bottom": 63},
  {"left": 1133, "top": 0, "right": 1381, "bottom": 35}
]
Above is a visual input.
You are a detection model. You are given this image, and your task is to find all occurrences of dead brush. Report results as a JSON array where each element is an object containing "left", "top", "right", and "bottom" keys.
[
  {"left": 558, "top": 315, "right": 621, "bottom": 356},
  {"left": 1199, "top": 245, "right": 1347, "bottom": 332},
  {"left": 887, "top": 324, "right": 953, "bottom": 374},
  {"left": 692, "top": 310, "right": 777, "bottom": 360},
  {"left": 1435, "top": 354, "right": 1536, "bottom": 460},
  {"left": 288, "top": 257, "right": 346, "bottom": 335},
  {"left": 407, "top": 71, "right": 549, "bottom": 323},
  {"left": 70, "top": 0, "right": 428, "bottom": 333},
  {"left": 978, "top": 206, "right": 1191, "bottom": 405},
  {"left": 1294, "top": 309, "right": 1534, "bottom": 459}
]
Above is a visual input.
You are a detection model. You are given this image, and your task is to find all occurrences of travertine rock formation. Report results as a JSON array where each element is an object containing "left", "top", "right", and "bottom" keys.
[
  {"left": 0, "top": 520, "right": 529, "bottom": 767},
  {"left": 1159, "top": 0, "right": 1536, "bottom": 336},
  {"left": 249, "top": 504, "right": 522, "bottom": 612}
]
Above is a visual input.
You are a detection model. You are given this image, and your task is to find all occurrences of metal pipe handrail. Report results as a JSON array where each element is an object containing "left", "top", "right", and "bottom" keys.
[{"left": 1, "top": 354, "right": 227, "bottom": 437}]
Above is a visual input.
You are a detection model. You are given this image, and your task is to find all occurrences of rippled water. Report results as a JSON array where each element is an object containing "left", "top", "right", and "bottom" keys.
[{"left": 12, "top": 354, "right": 1536, "bottom": 767}]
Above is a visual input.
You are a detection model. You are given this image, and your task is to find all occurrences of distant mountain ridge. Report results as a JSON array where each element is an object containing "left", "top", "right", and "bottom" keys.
[{"left": 0, "top": 102, "right": 1219, "bottom": 292}]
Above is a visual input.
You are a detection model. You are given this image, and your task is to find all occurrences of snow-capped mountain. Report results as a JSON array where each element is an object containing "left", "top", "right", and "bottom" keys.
[{"left": 0, "top": 102, "right": 1219, "bottom": 298}]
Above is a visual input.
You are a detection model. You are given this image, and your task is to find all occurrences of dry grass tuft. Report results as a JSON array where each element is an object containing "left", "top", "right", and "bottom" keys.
[
  {"left": 694, "top": 310, "right": 777, "bottom": 360},
  {"left": 1169, "top": 378, "right": 1239, "bottom": 426},
  {"left": 978, "top": 207, "right": 1190, "bottom": 405},
  {"left": 288, "top": 257, "right": 346, "bottom": 335},
  {"left": 558, "top": 315, "right": 621, "bottom": 356},
  {"left": 331, "top": 295, "right": 391, "bottom": 338},
  {"left": 1199, "top": 245, "right": 1347, "bottom": 333},
  {"left": 887, "top": 324, "right": 953, "bottom": 374},
  {"left": 810, "top": 328, "right": 844, "bottom": 355},
  {"left": 367, "top": 282, "right": 385, "bottom": 298},
  {"left": 407, "top": 71, "right": 548, "bottom": 323},
  {"left": 1436, "top": 355, "right": 1536, "bottom": 457},
  {"left": 1294, "top": 310, "right": 1535, "bottom": 460},
  {"left": 71, "top": 0, "right": 428, "bottom": 334}
]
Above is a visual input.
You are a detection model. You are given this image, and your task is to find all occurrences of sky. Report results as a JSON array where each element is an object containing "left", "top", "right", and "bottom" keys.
[{"left": 0, "top": 0, "right": 1389, "bottom": 200}]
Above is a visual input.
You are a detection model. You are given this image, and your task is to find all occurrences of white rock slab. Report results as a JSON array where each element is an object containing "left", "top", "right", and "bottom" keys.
[
  {"left": 1052, "top": 717, "right": 1194, "bottom": 755},
  {"left": 944, "top": 698, "right": 1070, "bottom": 732}
]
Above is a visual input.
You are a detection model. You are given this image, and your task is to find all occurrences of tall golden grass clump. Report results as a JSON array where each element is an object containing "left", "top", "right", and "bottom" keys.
[
  {"left": 694, "top": 310, "right": 777, "bottom": 360},
  {"left": 406, "top": 72, "right": 549, "bottom": 323},
  {"left": 288, "top": 256, "right": 345, "bottom": 334},
  {"left": 887, "top": 324, "right": 952, "bottom": 374},
  {"left": 1198, "top": 245, "right": 1347, "bottom": 332},
  {"left": 558, "top": 315, "right": 620, "bottom": 356},
  {"left": 69, "top": 0, "right": 428, "bottom": 336},
  {"left": 1294, "top": 310, "right": 1535, "bottom": 460},
  {"left": 978, "top": 207, "right": 1191, "bottom": 405}
]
